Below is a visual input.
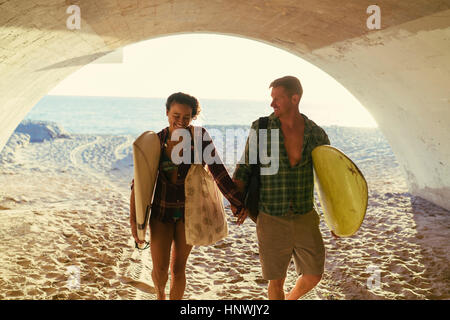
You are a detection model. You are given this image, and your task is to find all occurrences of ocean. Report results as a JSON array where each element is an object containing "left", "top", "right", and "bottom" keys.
[
  {"left": 25, "top": 95, "right": 274, "bottom": 135},
  {"left": 24, "top": 95, "right": 378, "bottom": 135}
]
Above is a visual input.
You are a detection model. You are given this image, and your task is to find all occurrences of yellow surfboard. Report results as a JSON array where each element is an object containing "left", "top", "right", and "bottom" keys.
[
  {"left": 312, "top": 145, "right": 368, "bottom": 237},
  {"left": 132, "top": 131, "right": 161, "bottom": 243}
]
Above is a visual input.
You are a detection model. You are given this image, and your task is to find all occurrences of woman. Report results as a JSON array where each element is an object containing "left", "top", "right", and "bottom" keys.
[{"left": 129, "top": 92, "right": 247, "bottom": 300}]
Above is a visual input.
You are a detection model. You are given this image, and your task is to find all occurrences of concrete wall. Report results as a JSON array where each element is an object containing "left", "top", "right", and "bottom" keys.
[
  {"left": 304, "top": 11, "right": 450, "bottom": 210},
  {"left": 1, "top": 0, "right": 449, "bottom": 209}
]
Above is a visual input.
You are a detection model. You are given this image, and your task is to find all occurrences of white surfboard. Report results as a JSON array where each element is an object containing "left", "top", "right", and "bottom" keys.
[{"left": 132, "top": 131, "right": 161, "bottom": 243}]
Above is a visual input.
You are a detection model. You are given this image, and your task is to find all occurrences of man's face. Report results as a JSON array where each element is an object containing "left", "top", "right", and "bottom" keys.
[{"left": 270, "top": 86, "right": 298, "bottom": 117}]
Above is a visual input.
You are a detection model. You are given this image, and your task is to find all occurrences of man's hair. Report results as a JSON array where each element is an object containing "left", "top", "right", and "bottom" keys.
[
  {"left": 166, "top": 92, "right": 201, "bottom": 118},
  {"left": 269, "top": 76, "right": 303, "bottom": 98}
]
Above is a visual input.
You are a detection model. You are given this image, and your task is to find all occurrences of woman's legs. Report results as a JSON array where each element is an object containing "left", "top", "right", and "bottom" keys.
[
  {"left": 169, "top": 220, "right": 193, "bottom": 300},
  {"left": 150, "top": 218, "right": 192, "bottom": 300},
  {"left": 150, "top": 218, "right": 174, "bottom": 300}
]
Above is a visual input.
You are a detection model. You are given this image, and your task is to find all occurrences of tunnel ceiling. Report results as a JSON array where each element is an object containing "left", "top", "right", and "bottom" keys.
[{"left": 1, "top": 0, "right": 449, "bottom": 52}]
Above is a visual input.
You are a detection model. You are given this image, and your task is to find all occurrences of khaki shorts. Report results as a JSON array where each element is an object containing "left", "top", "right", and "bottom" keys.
[{"left": 256, "top": 210, "right": 325, "bottom": 280}]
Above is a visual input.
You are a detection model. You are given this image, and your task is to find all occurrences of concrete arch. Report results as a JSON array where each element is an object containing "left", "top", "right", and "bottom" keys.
[{"left": 1, "top": 1, "right": 449, "bottom": 209}]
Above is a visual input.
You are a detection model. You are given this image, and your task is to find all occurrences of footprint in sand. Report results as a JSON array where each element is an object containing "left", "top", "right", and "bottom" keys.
[
  {"left": 229, "top": 275, "right": 244, "bottom": 284},
  {"left": 213, "top": 241, "right": 231, "bottom": 249},
  {"left": 213, "top": 279, "right": 226, "bottom": 285},
  {"left": 118, "top": 276, "right": 156, "bottom": 294},
  {"left": 6, "top": 290, "right": 23, "bottom": 297},
  {"left": 16, "top": 257, "right": 31, "bottom": 267}
]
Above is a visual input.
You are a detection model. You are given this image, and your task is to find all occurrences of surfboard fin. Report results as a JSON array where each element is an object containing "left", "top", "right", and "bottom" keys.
[{"left": 135, "top": 241, "right": 150, "bottom": 250}]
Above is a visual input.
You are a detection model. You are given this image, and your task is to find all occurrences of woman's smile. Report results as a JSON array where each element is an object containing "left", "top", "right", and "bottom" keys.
[{"left": 167, "top": 102, "right": 194, "bottom": 132}]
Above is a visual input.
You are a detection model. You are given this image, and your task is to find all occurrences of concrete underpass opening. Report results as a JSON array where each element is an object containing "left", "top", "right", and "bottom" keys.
[{"left": 1, "top": 2, "right": 448, "bottom": 210}]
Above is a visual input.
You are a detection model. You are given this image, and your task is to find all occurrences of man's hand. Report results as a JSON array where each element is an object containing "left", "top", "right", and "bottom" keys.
[{"left": 330, "top": 230, "right": 340, "bottom": 239}]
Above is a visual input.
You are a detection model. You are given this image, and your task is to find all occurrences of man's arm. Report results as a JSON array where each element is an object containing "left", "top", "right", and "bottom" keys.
[
  {"left": 229, "top": 121, "right": 259, "bottom": 224},
  {"left": 317, "top": 126, "right": 331, "bottom": 146},
  {"left": 231, "top": 120, "right": 259, "bottom": 189}
]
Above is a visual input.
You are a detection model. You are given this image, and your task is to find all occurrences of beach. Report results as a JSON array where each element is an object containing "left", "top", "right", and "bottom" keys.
[{"left": 0, "top": 121, "right": 448, "bottom": 300}]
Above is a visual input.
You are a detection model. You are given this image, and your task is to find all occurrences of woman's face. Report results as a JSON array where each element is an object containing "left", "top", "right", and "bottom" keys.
[{"left": 166, "top": 102, "right": 193, "bottom": 132}]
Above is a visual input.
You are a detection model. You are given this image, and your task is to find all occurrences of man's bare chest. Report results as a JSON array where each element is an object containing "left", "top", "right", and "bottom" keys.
[{"left": 281, "top": 126, "right": 305, "bottom": 167}]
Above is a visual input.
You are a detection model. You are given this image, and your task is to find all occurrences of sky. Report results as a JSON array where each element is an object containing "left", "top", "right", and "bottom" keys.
[{"left": 48, "top": 33, "right": 377, "bottom": 127}]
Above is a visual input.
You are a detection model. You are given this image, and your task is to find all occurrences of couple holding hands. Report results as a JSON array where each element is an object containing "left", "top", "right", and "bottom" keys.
[{"left": 129, "top": 76, "right": 330, "bottom": 300}]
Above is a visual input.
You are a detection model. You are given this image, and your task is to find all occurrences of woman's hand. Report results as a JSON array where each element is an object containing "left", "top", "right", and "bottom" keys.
[
  {"left": 230, "top": 205, "right": 248, "bottom": 225},
  {"left": 130, "top": 186, "right": 146, "bottom": 245},
  {"left": 130, "top": 218, "right": 145, "bottom": 245}
]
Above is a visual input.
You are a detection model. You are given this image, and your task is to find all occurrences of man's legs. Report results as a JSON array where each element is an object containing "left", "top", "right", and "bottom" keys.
[
  {"left": 268, "top": 278, "right": 286, "bottom": 300},
  {"left": 285, "top": 274, "right": 322, "bottom": 300},
  {"left": 286, "top": 209, "right": 325, "bottom": 300},
  {"left": 256, "top": 212, "right": 292, "bottom": 300},
  {"left": 257, "top": 211, "right": 324, "bottom": 300}
]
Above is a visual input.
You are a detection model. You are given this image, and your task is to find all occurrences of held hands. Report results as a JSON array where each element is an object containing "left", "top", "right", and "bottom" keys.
[
  {"left": 231, "top": 205, "right": 249, "bottom": 226},
  {"left": 236, "top": 208, "right": 248, "bottom": 226}
]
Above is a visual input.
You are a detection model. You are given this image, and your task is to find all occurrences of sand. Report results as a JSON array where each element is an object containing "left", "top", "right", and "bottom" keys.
[{"left": 0, "top": 124, "right": 448, "bottom": 300}]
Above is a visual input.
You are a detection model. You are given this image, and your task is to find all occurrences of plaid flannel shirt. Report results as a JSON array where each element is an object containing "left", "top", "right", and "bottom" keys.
[
  {"left": 132, "top": 126, "right": 244, "bottom": 223},
  {"left": 233, "top": 112, "right": 330, "bottom": 216}
]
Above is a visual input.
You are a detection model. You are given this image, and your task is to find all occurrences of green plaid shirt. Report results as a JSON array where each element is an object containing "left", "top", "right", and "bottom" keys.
[{"left": 233, "top": 112, "right": 330, "bottom": 216}]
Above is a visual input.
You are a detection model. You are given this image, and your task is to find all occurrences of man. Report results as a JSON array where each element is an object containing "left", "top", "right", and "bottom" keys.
[{"left": 233, "top": 76, "right": 331, "bottom": 300}]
